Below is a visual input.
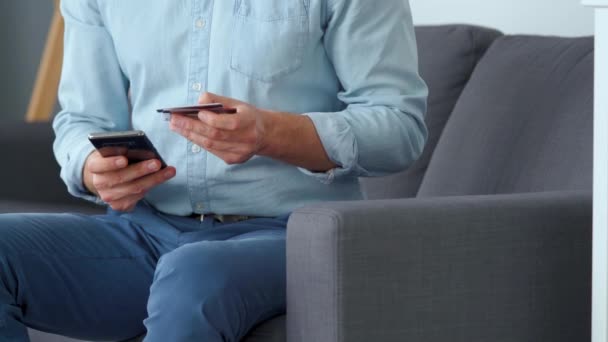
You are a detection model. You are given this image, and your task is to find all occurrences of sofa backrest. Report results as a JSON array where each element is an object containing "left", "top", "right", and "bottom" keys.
[
  {"left": 360, "top": 25, "right": 502, "bottom": 199},
  {"left": 0, "top": 122, "right": 89, "bottom": 206},
  {"left": 418, "top": 35, "right": 593, "bottom": 197}
]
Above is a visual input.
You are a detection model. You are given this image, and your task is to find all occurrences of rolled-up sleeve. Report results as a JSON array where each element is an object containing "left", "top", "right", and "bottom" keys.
[
  {"left": 53, "top": 0, "right": 130, "bottom": 202},
  {"left": 300, "top": 0, "right": 428, "bottom": 182}
]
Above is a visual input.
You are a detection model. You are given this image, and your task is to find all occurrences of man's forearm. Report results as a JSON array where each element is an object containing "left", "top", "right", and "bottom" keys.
[{"left": 259, "top": 111, "right": 338, "bottom": 173}]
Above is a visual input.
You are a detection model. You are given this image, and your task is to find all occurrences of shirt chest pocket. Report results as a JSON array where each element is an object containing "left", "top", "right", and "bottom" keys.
[{"left": 231, "top": 0, "right": 309, "bottom": 82}]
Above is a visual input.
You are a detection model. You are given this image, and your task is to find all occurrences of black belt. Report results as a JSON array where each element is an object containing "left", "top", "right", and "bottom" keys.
[{"left": 190, "top": 213, "right": 258, "bottom": 223}]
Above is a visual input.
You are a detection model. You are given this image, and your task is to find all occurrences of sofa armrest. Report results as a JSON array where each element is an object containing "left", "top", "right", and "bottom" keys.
[{"left": 286, "top": 191, "right": 591, "bottom": 342}]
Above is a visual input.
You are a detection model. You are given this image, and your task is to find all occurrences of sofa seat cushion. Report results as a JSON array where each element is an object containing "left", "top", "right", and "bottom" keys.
[
  {"left": 360, "top": 25, "right": 502, "bottom": 199},
  {"left": 418, "top": 35, "right": 593, "bottom": 197}
]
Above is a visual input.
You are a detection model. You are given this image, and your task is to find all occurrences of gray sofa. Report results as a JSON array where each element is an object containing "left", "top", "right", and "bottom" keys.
[{"left": 0, "top": 25, "right": 592, "bottom": 342}]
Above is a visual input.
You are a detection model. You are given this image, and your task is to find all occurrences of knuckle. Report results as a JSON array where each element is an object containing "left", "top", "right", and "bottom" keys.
[
  {"left": 244, "top": 134, "right": 258, "bottom": 145},
  {"left": 224, "top": 156, "right": 239, "bottom": 165},
  {"left": 201, "top": 139, "right": 214, "bottom": 149},
  {"left": 114, "top": 174, "right": 125, "bottom": 186},
  {"left": 208, "top": 129, "right": 220, "bottom": 140},
  {"left": 244, "top": 147, "right": 255, "bottom": 157},
  {"left": 93, "top": 178, "right": 108, "bottom": 190},
  {"left": 237, "top": 155, "right": 253, "bottom": 164},
  {"left": 92, "top": 177, "right": 103, "bottom": 188},
  {"left": 131, "top": 185, "right": 144, "bottom": 194},
  {"left": 228, "top": 121, "right": 239, "bottom": 131},
  {"left": 104, "top": 179, "right": 117, "bottom": 189},
  {"left": 139, "top": 162, "right": 153, "bottom": 175},
  {"left": 100, "top": 193, "right": 113, "bottom": 203}
]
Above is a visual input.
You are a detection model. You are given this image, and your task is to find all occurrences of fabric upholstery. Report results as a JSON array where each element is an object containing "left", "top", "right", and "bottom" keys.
[
  {"left": 360, "top": 25, "right": 502, "bottom": 199},
  {"left": 286, "top": 191, "right": 591, "bottom": 342},
  {"left": 418, "top": 35, "right": 594, "bottom": 196},
  {"left": 0, "top": 122, "right": 101, "bottom": 211},
  {"left": 0, "top": 122, "right": 70, "bottom": 203}
]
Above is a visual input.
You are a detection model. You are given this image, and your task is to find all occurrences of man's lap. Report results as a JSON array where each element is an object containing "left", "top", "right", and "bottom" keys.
[{"left": 0, "top": 204, "right": 288, "bottom": 341}]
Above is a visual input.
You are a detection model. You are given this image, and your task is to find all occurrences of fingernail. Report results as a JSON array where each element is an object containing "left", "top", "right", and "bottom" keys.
[
  {"left": 165, "top": 169, "right": 175, "bottom": 177},
  {"left": 147, "top": 161, "right": 159, "bottom": 171},
  {"left": 116, "top": 159, "right": 127, "bottom": 167}
]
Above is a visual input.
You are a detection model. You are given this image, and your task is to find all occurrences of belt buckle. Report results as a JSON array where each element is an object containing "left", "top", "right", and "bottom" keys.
[
  {"left": 198, "top": 214, "right": 232, "bottom": 223},
  {"left": 198, "top": 214, "right": 251, "bottom": 223}
]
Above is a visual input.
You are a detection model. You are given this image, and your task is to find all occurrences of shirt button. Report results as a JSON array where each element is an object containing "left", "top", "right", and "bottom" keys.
[
  {"left": 196, "top": 203, "right": 204, "bottom": 210},
  {"left": 191, "top": 144, "right": 201, "bottom": 153},
  {"left": 192, "top": 82, "right": 202, "bottom": 91},
  {"left": 195, "top": 19, "right": 206, "bottom": 29}
]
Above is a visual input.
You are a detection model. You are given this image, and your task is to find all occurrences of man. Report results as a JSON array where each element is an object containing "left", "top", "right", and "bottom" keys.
[{"left": 0, "top": 0, "right": 427, "bottom": 341}]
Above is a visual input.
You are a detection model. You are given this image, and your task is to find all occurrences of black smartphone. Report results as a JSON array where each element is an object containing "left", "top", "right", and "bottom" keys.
[{"left": 88, "top": 130, "right": 167, "bottom": 168}]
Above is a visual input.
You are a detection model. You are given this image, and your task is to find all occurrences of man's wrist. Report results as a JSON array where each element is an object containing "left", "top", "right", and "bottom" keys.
[
  {"left": 256, "top": 110, "right": 337, "bottom": 172},
  {"left": 257, "top": 109, "right": 286, "bottom": 159}
]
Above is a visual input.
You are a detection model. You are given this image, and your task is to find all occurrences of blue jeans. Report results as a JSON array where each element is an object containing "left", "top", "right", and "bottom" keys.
[{"left": 0, "top": 202, "right": 288, "bottom": 342}]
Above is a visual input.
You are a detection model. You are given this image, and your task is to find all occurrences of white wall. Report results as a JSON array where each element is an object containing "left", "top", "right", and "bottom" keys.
[{"left": 410, "top": 0, "right": 594, "bottom": 37}]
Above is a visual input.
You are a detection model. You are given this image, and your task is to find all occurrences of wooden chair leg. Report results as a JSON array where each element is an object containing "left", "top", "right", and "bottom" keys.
[{"left": 26, "top": 0, "right": 63, "bottom": 122}]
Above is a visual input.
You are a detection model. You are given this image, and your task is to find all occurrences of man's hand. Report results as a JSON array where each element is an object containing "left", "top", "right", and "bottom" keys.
[
  {"left": 169, "top": 92, "right": 336, "bottom": 172},
  {"left": 169, "top": 92, "right": 272, "bottom": 165},
  {"left": 83, "top": 151, "right": 176, "bottom": 212}
]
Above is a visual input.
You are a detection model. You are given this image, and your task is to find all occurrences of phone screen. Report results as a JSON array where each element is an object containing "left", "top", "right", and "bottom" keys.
[{"left": 88, "top": 131, "right": 167, "bottom": 168}]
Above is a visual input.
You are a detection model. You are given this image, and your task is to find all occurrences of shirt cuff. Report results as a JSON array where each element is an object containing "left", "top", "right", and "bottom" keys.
[
  {"left": 299, "top": 112, "right": 358, "bottom": 184},
  {"left": 59, "top": 138, "right": 105, "bottom": 204}
]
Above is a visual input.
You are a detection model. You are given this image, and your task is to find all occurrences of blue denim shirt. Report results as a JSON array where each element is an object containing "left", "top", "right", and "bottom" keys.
[{"left": 53, "top": 0, "right": 428, "bottom": 217}]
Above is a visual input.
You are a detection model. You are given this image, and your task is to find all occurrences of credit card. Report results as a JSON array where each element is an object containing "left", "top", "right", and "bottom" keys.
[{"left": 157, "top": 103, "right": 237, "bottom": 115}]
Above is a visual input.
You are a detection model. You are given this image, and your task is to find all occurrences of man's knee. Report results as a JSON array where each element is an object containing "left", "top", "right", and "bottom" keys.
[{"left": 154, "top": 242, "right": 236, "bottom": 293}]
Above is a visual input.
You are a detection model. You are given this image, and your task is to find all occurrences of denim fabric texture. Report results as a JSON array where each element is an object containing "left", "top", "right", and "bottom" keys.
[{"left": 0, "top": 203, "right": 289, "bottom": 341}]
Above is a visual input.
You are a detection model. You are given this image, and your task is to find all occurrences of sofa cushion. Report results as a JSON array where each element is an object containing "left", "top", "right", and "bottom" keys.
[
  {"left": 418, "top": 35, "right": 593, "bottom": 197},
  {"left": 360, "top": 25, "right": 502, "bottom": 199},
  {"left": 0, "top": 122, "right": 97, "bottom": 209}
]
